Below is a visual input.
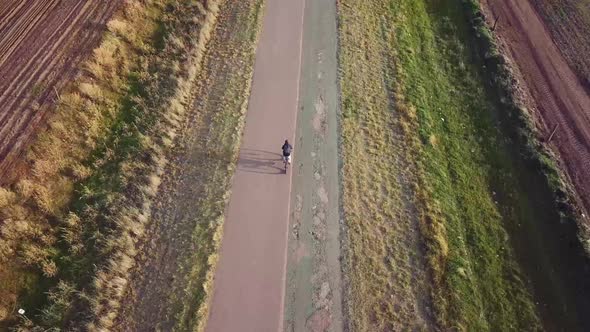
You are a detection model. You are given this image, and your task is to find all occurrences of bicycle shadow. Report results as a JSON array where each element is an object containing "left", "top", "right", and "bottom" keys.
[{"left": 237, "top": 149, "right": 285, "bottom": 175}]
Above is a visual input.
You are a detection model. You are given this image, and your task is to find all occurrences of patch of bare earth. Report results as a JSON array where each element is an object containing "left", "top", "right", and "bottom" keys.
[
  {"left": 113, "top": 1, "right": 263, "bottom": 330},
  {"left": 528, "top": 0, "right": 590, "bottom": 88},
  {"left": 0, "top": 0, "right": 122, "bottom": 183},
  {"left": 480, "top": 0, "right": 590, "bottom": 220}
]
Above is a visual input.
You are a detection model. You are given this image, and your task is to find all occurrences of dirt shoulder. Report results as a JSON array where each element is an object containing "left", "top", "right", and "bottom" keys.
[
  {"left": 0, "top": 0, "right": 121, "bottom": 183},
  {"left": 113, "top": 1, "right": 264, "bottom": 330},
  {"left": 283, "top": 0, "right": 344, "bottom": 331},
  {"left": 481, "top": 0, "right": 590, "bottom": 219}
]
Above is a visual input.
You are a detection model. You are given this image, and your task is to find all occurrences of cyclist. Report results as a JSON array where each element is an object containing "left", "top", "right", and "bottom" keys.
[{"left": 282, "top": 139, "right": 293, "bottom": 166}]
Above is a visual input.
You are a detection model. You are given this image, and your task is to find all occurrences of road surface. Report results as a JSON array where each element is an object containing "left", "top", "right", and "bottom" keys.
[
  {"left": 283, "top": 0, "right": 344, "bottom": 330},
  {"left": 205, "top": 0, "right": 305, "bottom": 331}
]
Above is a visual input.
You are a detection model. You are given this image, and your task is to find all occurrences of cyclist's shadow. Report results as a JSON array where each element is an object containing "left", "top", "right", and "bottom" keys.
[{"left": 237, "top": 149, "right": 285, "bottom": 175}]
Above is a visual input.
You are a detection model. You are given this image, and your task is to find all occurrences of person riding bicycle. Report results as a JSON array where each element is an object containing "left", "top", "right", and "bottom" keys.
[{"left": 282, "top": 139, "right": 293, "bottom": 165}]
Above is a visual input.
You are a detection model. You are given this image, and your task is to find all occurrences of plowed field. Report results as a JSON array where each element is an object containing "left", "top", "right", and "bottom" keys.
[
  {"left": 482, "top": 0, "right": 590, "bottom": 217},
  {"left": 0, "top": 0, "right": 121, "bottom": 182},
  {"left": 529, "top": 0, "right": 590, "bottom": 88}
]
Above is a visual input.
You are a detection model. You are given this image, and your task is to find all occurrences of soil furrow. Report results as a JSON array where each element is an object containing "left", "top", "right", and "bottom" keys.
[
  {"left": 0, "top": 0, "right": 121, "bottom": 181},
  {"left": 0, "top": 0, "right": 31, "bottom": 33},
  {"left": 0, "top": 0, "right": 98, "bottom": 132},
  {"left": 482, "top": 0, "right": 590, "bottom": 217},
  {"left": 0, "top": 0, "right": 56, "bottom": 67},
  {"left": 0, "top": 0, "right": 90, "bottom": 111},
  {"left": 0, "top": 0, "right": 92, "bottom": 151}
]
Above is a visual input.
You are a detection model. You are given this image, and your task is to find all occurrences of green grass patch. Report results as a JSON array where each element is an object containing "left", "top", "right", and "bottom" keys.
[
  {"left": 338, "top": 0, "right": 436, "bottom": 330},
  {"left": 387, "top": 0, "right": 541, "bottom": 329},
  {"left": 339, "top": 0, "right": 590, "bottom": 330}
]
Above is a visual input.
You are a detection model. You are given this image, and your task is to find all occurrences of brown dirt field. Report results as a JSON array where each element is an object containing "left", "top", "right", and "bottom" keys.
[
  {"left": 481, "top": 0, "right": 590, "bottom": 218},
  {"left": 528, "top": 0, "right": 590, "bottom": 89},
  {"left": 0, "top": 0, "right": 121, "bottom": 183}
]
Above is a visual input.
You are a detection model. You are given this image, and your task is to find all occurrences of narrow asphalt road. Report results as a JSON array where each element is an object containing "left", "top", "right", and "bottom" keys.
[
  {"left": 284, "top": 0, "right": 344, "bottom": 330},
  {"left": 205, "top": 0, "right": 305, "bottom": 331}
]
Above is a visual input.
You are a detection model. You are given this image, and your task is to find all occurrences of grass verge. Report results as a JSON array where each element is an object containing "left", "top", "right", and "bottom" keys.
[
  {"left": 338, "top": 0, "right": 435, "bottom": 330},
  {"left": 390, "top": 1, "right": 540, "bottom": 328},
  {"left": 338, "top": 0, "right": 590, "bottom": 330},
  {"left": 461, "top": 0, "right": 590, "bottom": 329},
  {"left": 173, "top": 3, "right": 265, "bottom": 329},
  {"left": 1, "top": 1, "right": 160, "bottom": 325}
]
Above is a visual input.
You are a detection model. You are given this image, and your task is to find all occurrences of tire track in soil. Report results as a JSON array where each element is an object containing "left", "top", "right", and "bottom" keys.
[
  {"left": 481, "top": 0, "right": 590, "bottom": 218},
  {"left": 0, "top": 0, "right": 56, "bottom": 66},
  {"left": 528, "top": 0, "right": 590, "bottom": 90},
  {"left": 0, "top": 0, "right": 122, "bottom": 183}
]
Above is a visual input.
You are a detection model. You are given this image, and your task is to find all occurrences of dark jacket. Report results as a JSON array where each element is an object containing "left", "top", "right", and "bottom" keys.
[{"left": 282, "top": 143, "right": 292, "bottom": 156}]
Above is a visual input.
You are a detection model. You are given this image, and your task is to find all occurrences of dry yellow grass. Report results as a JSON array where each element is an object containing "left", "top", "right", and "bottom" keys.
[
  {"left": 84, "top": 3, "right": 226, "bottom": 330},
  {"left": 0, "top": 0, "right": 154, "bottom": 273},
  {"left": 338, "top": 1, "right": 434, "bottom": 330}
]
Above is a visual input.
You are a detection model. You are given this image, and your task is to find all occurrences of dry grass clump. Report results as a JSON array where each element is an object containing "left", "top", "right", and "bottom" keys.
[
  {"left": 85, "top": 2, "right": 224, "bottom": 328},
  {"left": 40, "top": 281, "right": 77, "bottom": 326},
  {"left": 0, "top": 187, "right": 15, "bottom": 208},
  {"left": 337, "top": 0, "right": 574, "bottom": 330}
]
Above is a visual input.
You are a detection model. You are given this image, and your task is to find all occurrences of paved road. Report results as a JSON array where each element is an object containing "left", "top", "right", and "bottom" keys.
[
  {"left": 205, "top": 0, "right": 305, "bottom": 331},
  {"left": 283, "top": 0, "right": 344, "bottom": 330}
]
